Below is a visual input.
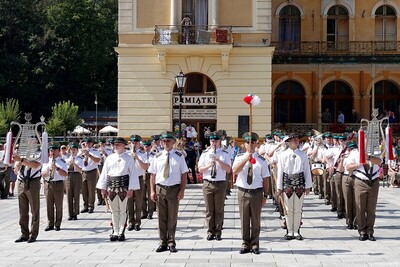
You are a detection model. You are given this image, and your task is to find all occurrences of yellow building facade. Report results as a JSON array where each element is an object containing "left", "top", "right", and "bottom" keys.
[
  {"left": 271, "top": 0, "right": 400, "bottom": 132},
  {"left": 116, "top": 0, "right": 275, "bottom": 140}
]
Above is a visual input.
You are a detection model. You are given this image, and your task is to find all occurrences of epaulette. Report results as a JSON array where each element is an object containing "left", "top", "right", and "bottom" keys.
[
  {"left": 59, "top": 158, "right": 66, "bottom": 163},
  {"left": 175, "top": 151, "right": 182, "bottom": 157},
  {"left": 222, "top": 150, "right": 228, "bottom": 154},
  {"left": 204, "top": 147, "right": 211, "bottom": 152},
  {"left": 149, "top": 152, "right": 155, "bottom": 156},
  {"left": 155, "top": 152, "right": 162, "bottom": 158},
  {"left": 236, "top": 153, "right": 244, "bottom": 157},
  {"left": 258, "top": 155, "right": 265, "bottom": 161}
]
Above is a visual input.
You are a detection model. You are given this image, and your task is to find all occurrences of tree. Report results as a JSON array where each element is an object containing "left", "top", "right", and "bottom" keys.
[
  {"left": 46, "top": 101, "right": 81, "bottom": 140},
  {"left": 0, "top": 98, "right": 21, "bottom": 136}
]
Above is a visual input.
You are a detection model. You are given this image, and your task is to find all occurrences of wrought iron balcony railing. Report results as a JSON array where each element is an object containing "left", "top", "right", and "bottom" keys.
[
  {"left": 153, "top": 25, "right": 233, "bottom": 45},
  {"left": 271, "top": 41, "right": 400, "bottom": 56}
]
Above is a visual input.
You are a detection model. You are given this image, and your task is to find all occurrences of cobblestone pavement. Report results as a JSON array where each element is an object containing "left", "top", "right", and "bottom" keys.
[{"left": 0, "top": 183, "right": 399, "bottom": 266}]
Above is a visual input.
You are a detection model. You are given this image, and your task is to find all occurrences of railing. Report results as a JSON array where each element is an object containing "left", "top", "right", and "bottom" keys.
[
  {"left": 153, "top": 25, "right": 233, "bottom": 45},
  {"left": 271, "top": 41, "right": 400, "bottom": 56}
]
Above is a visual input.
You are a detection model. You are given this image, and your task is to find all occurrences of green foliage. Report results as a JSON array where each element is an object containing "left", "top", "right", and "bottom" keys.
[
  {"left": 0, "top": 0, "right": 118, "bottom": 118},
  {"left": 46, "top": 101, "right": 81, "bottom": 138},
  {"left": 0, "top": 98, "right": 21, "bottom": 135}
]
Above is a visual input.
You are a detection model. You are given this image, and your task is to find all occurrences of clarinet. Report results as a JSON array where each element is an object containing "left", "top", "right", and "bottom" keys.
[{"left": 210, "top": 147, "right": 216, "bottom": 178}]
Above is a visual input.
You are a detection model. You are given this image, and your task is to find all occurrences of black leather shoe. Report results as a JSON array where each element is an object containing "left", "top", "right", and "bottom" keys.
[
  {"left": 55, "top": 226, "right": 60, "bottom": 231},
  {"left": 118, "top": 234, "right": 125, "bottom": 241},
  {"left": 337, "top": 213, "right": 345, "bottom": 219},
  {"left": 330, "top": 207, "right": 337, "bottom": 212},
  {"left": 274, "top": 207, "right": 280, "bottom": 212},
  {"left": 295, "top": 234, "right": 303, "bottom": 240},
  {"left": 45, "top": 226, "right": 54, "bottom": 231},
  {"left": 15, "top": 236, "right": 28, "bottom": 243},
  {"left": 215, "top": 235, "right": 222, "bottom": 241},
  {"left": 347, "top": 224, "right": 354, "bottom": 230},
  {"left": 156, "top": 245, "right": 168, "bottom": 253},
  {"left": 81, "top": 208, "right": 88, "bottom": 213},
  {"left": 73, "top": 216, "right": 78, "bottom": 220},
  {"left": 318, "top": 194, "right": 323, "bottom": 199},
  {"left": 206, "top": 234, "right": 215, "bottom": 241},
  {"left": 110, "top": 235, "right": 118, "bottom": 241},
  {"left": 147, "top": 215, "right": 153, "bottom": 220},
  {"left": 353, "top": 225, "right": 358, "bottom": 230},
  {"left": 169, "top": 246, "right": 178, "bottom": 253},
  {"left": 134, "top": 225, "right": 141, "bottom": 231},
  {"left": 141, "top": 215, "right": 147, "bottom": 219},
  {"left": 127, "top": 224, "right": 134, "bottom": 231},
  {"left": 27, "top": 238, "right": 36, "bottom": 243},
  {"left": 284, "top": 234, "right": 294, "bottom": 240},
  {"left": 239, "top": 248, "right": 251, "bottom": 254},
  {"left": 359, "top": 234, "right": 368, "bottom": 241},
  {"left": 68, "top": 216, "right": 73, "bottom": 221},
  {"left": 88, "top": 209, "right": 94, "bottom": 214},
  {"left": 252, "top": 248, "right": 260, "bottom": 254},
  {"left": 368, "top": 234, "right": 376, "bottom": 241}
]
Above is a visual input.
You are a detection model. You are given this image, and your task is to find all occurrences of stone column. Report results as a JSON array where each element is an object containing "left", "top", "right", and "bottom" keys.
[
  {"left": 171, "top": 0, "right": 182, "bottom": 25},
  {"left": 208, "top": 0, "right": 219, "bottom": 27}
]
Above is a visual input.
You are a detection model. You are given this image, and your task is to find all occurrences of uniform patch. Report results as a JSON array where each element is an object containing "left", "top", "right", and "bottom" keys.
[{"left": 175, "top": 151, "right": 182, "bottom": 157}]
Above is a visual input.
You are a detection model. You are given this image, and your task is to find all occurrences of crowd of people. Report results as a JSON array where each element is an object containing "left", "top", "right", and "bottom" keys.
[{"left": 1, "top": 128, "right": 399, "bottom": 253}]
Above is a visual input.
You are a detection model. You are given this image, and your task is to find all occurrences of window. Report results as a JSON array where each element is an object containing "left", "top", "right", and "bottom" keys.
[
  {"left": 183, "top": 0, "right": 208, "bottom": 25},
  {"left": 322, "top": 81, "right": 353, "bottom": 123},
  {"left": 372, "top": 80, "right": 400, "bottom": 120},
  {"left": 327, "top": 6, "right": 349, "bottom": 50},
  {"left": 274, "top": 80, "right": 305, "bottom": 123},
  {"left": 375, "top": 5, "right": 397, "bottom": 50},
  {"left": 279, "top": 5, "right": 301, "bottom": 50}
]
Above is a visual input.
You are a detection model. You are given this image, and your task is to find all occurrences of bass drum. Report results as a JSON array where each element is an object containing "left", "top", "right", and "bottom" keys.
[{"left": 311, "top": 162, "right": 325, "bottom": 176}]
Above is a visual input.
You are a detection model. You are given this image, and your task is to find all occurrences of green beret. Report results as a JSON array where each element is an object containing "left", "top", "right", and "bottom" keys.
[
  {"left": 264, "top": 134, "right": 272, "bottom": 140},
  {"left": 83, "top": 137, "right": 94, "bottom": 143},
  {"left": 323, "top": 132, "right": 333, "bottom": 138},
  {"left": 242, "top": 132, "right": 259, "bottom": 142},
  {"left": 209, "top": 131, "right": 221, "bottom": 140},
  {"left": 130, "top": 135, "right": 142, "bottom": 142},
  {"left": 99, "top": 138, "right": 106, "bottom": 143},
  {"left": 347, "top": 141, "right": 357, "bottom": 149},
  {"left": 160, "top": 131, "right": 176, "bottom": 140},
  {"left": 69, "top": 142, "right": 79, "bottom": 149},
  {"left": 113, "top": 137, "right": 127, "bottom": 145},
  {"left": 107, "top": 138, "right": 115, "bottom": 144},
  {"left": 142, "top": 140, "right": 152, "bottom": 146},
  {"left": 49, "top": 142, "right": 61, "bottom": 150},
  {"left": 151, "top": 134, "right": 161, "bottom": 141},
  {"left": 287, "top": 133, "right": 299, "bottom": 141}
]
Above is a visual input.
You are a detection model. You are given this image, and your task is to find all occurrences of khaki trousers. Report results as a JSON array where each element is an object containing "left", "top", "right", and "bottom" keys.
[
  {"left": 45, "top": 181, "right": 64, "bottom": 227},
  {"left": 156, "top": 185, "right": 180, "bottom": 247},
  {"left": 142, "top": 173, "right": 155, "bottom": 217},
  {"left": 128, "top": 176, "right": 144, "bottom": 226},
  {"left": 354, "top": 179, "right": 379, "bottom": 235},
  {"left": 65, "top": 172, "right": 82, "bottom": 217},
  {"left": 323, "top": 169, "right": 331, "bottom": 203},
  {"left": 238, "top": 190, "right": 262, "bottom": 249},
  {"left": 342, "top": 175, "right": 357, "bottom": 226},
  {"left": 334, "top": 173, "right": 345, "bottom": 214},
  {"left": 330, "top": 174, "right": 337, "bottom": 209},
  {"left": 82, "top": 169, "right": 97, "bottom": 210},
  {"left": 202, "top": 180, "right": 226, "bottom": 235},
  {"left": 18, "top": 178, "right": 40, "bottom": 239}
]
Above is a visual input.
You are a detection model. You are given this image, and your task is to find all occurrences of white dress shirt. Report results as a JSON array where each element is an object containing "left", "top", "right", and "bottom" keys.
[
  {"left": 198, "top": 147, "right": 231, "bottom": 181},
  {"left": 233, "top": 152, "right": 270, "bottom": 189}
]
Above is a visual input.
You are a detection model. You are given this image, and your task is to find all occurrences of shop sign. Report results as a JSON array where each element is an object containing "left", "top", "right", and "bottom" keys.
[
  {"left": 173, "top": 95, "right": 217, "bottom": 106},
  {"left": 173, "top": 109, "right": 216, "bottom": 120}
]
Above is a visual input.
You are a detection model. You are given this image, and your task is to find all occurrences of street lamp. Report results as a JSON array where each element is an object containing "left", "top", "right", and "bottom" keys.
[
  {"left": 94, "top": 94, "right": 98, "bottom": 141},
  {"left": 175, "top": 71, "right": 187, "bottom": 139}
]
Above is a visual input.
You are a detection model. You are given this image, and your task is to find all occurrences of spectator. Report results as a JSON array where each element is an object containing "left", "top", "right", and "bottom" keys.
[
  {"left": 351, "top": 108, "right": 360, "bottom": 123},
  {"left": 337, "top": 111, "right": 345, "bottom": 124},
  {"left": 322, "top": 108, "right": 332, "bottom": 123}
]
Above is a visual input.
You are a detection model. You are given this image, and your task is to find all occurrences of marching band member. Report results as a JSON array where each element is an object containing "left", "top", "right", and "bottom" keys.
[
  {"left": 342, "top": 141, "right": 358, "bottom": 230},
  {"left": 65, "top": 142, "right": 84, "bottom": 220},
  {"left": 96, "top": 137, "right": 140, "bottom": 241},
  {"left": 345, "top": 145, "right": 381, "bottom": 241},
  {"left": 198, "top": 131, "right": 231, "bottom": 241},
  {"left": 388, "top": 156, "right": 400, "bottom": 187},
  {"left": 233, "top": 132, "right": 269, "bottom": 254},
  {"left": 277, "top": 133, "right": 312, "bottom": 240}
]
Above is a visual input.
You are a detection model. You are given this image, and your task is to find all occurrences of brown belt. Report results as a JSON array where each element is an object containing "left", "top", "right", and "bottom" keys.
[
  {"left": 238, "top": 187, "right": 263, "bottom": 194},
  {"left": 204, "top": 179, "right": 226, "bottom": 184},
  {"left": 157, "top": 184, "right": 180, "bottom": 190}
]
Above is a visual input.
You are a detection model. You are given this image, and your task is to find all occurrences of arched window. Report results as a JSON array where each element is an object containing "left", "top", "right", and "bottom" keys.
[
  {"left": 279, "top": 5, "right": 301, "bottom": 50},
  {"left": 372, "top": 80, "right": 400, "bottom": 120},
  {"left": 322, "top": 81, "right": 353, "bottom": 124},
  {"left": 274, "top": 80, "right": 305, "bottom": 123},
  {"left": 327, "top": 5, "right": 349, "bottom": 50},
  {"left": 375, "top": 5, "right": 397, "bottom": 50}
]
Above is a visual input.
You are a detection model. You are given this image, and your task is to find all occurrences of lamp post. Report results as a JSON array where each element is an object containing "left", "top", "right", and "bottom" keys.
[
  {"left": 94, "top": 94, "right": 98, "bottom": 141},
  {"left": 175, "top": 71, "right": 187, "bottom": 139}
]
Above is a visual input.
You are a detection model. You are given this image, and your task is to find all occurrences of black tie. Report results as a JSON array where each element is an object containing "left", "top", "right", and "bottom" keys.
[{"left": 247, "top": 163, "right": 253, "bottom": 185}]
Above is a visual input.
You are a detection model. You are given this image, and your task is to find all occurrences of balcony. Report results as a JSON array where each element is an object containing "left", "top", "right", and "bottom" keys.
[
  {"left": 271, "top": 41, "right": 400, "bottom": 57},
  {"left": 153, "top": 25, "right": 233, "bottom": 45}
]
